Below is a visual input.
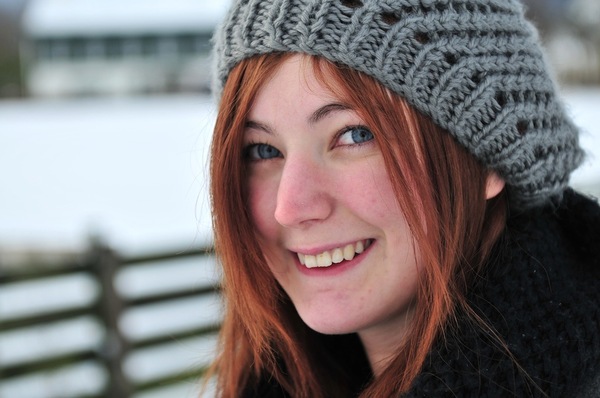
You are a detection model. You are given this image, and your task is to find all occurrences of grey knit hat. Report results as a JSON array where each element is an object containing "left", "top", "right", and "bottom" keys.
[{"left": 212, "top": 0, "right": 584, "bottom": 209}]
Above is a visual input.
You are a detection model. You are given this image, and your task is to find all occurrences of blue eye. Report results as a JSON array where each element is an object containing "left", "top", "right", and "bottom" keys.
[
  {"left": 245, "top": 143, "right": 282, "bottom": 160},
  {"left": 338, "top": 126, "right": 374, "bottom": 146}
]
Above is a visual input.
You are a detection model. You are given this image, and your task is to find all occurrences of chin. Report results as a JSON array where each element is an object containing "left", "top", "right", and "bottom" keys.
[{"left": 300, "top": 314, "right": 361, "bottom": 335}]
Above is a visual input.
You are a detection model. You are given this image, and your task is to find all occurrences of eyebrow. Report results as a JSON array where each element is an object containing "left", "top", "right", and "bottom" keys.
[
  {"left": 308, "top": 102, "right": 352, "bottom": 125},
  {"left": 245, "top": 102, "right": 352, "bottom": 134},
  {"left": 245, "top": 120, "right": 274, "bottom": 135}
]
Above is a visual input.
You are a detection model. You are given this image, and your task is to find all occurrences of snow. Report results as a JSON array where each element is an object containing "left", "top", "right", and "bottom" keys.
[
  {"left": 563, "top": 87, "right": 600, "bottom": 191},
  {"left": 0, "top": 94, "right": 217, "bottom": 255}
]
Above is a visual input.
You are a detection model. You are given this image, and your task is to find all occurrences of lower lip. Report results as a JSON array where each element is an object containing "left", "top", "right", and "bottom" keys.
[{"left": 294, "top": 241, "right": 375, "bottom": 276}]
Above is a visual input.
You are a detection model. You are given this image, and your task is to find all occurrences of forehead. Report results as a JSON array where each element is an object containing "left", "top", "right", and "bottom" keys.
[{"left": 248, "top": 55, "right": 340, "bottom": 119}]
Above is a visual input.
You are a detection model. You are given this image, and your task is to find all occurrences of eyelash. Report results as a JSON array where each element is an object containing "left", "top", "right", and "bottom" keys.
[
  {"left": 243, "top": 125, "right": 375, "bottom": 161},
  {"left": 335, "top": 125, "right": 374, "bottom": 148},
  {"left": 243, "top": 140, "right": 282, "bottom": 162}
]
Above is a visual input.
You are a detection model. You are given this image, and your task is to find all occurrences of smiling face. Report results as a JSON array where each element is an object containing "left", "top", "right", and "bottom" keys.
[{"left": 244, "top": 55, "right": 420, "bottom": 355}]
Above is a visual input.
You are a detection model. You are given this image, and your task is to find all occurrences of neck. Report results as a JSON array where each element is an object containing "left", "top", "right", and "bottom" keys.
[{"left": 358, "top": 306, "right": 415, "bottom": 377}]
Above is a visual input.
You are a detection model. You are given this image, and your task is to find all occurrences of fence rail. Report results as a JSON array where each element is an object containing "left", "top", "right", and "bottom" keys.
[{"left": 0, "top": 243, "right": 220, "bottom": 398}]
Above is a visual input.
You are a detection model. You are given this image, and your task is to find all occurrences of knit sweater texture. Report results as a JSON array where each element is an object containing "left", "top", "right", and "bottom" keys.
[{"left": 243, "top": 190, "right": 600, "bottom": 397}]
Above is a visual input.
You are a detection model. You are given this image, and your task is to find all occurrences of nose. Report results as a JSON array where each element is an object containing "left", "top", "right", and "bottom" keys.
[{"left": 274, "top": 156, "right": 333, "bottom": 228}]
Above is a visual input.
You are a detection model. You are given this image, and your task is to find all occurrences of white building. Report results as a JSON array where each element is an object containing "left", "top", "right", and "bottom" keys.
[{"left": 20, "top": 0, "right": 230, "bottom": 97}]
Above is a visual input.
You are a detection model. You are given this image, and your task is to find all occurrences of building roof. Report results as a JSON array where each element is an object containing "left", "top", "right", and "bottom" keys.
[{"left": 22, "top": 0, "right": 230, "bottom": 37}]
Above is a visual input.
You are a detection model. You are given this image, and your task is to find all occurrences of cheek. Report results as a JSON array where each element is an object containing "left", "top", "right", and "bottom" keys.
[
  {"left": 248, "top": 176, "right": 289, "bottom": 277},
  {"left": 350, "top": 162, "right": 403, "bottom": 222},
  {"left": 356, "top": 158, "right": 428, "bottom": 242},
  {"left": 247, "top": 175, "right": 279, "bottom": 240}
]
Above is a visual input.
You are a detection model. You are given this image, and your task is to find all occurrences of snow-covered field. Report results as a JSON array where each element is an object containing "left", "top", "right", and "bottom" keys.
[
  {"left": 0, "top": 94, "right": 216, "bottom": 255},
  {"left": 563, "top": 87, "right": 600, "bottom": 195}
]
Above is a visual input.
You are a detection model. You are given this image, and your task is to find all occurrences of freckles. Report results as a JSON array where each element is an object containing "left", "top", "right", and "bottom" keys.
[
  {"left": 364, "top": 184, "right": 400, "bottom": 220},
  {"left": 357, "top": 163, "right": 400, "bottom": 216},
  {"left": 248, "top": 182, "right": 278, "bottom": 236}
]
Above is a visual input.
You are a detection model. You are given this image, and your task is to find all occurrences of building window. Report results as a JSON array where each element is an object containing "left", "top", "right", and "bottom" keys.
[
  {"left": 70, "top": 38, "right": 86, "bottom": 59},
  {"left": 157, "top": 37, "right": 178, "bottom": 57},
  {"left": 105, "top": 37, "right": 123, "bottom": 58},
  {"left": 85, "top": 39, "right": 105, "bottom": 58},
  {"left": 122, "top": 38, "right": 142, "bottom": 57},
  {"left": 35, "top": 39, "right": 52, "bottom": 60},
  {"left": 141, "top": 36, "right": 158, "bottom": 57},
  {"left": 50, "top": 39, "right": 69, "bottom": 60}
]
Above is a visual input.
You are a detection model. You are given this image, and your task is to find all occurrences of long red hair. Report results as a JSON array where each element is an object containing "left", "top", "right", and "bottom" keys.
[{"left": 207, "top": 53, "right": 508, "bottom": 397}]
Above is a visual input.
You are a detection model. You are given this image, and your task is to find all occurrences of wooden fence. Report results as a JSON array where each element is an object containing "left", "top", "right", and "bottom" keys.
[{"left": 0, "top": 243, "right": 221, "bottom": 398}]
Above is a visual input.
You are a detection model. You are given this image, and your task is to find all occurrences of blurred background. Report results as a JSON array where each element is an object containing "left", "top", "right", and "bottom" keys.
[{"left": 0, "top": 0, "right": 599, "bottom": 397}]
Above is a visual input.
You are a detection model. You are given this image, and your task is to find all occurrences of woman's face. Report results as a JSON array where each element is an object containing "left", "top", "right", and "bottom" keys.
[{"left": 244, "top": 55, "right": 420, "bottom": 344}]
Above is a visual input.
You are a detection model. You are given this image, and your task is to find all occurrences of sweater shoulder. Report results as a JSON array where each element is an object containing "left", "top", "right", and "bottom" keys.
[{"left": 577, "top": 369, "right": 600, "bottom": 398}]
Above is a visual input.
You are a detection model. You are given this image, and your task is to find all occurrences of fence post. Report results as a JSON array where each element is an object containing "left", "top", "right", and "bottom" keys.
[{"left": 89, "top": 242, "right": 132, "bottom": 398}]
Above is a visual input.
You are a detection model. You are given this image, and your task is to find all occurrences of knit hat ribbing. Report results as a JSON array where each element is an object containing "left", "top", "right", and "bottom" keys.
[{"left": 212, "top": 0, "right": 584, "bottom": 209}]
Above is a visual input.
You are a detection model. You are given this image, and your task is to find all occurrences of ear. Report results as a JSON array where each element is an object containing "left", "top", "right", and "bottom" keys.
[{"left": 485, "top": 172, "right": 505, "bottom": 200}]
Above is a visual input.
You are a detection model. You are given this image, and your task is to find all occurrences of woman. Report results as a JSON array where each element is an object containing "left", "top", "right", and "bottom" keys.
[{"left": 207, "top": 0, "right": 600, "bottom": 396}]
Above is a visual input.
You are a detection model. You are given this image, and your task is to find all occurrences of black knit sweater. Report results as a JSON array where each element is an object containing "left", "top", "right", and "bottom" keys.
[
  {"left": 407, "top": 189, "right": 600, "bottom": 397},
  {"left": 244, "top": 189, "right": 600, "bottom": 397}
]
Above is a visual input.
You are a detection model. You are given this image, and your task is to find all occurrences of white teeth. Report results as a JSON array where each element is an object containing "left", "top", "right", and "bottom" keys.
[
  {"left": 298, "top": 240, "right": 371, "bottom": 268},
  {"left": 304, "top": 254, "right": 317, "bottom": 268},
  {"left": 331, "top": 248, "right": 344, "bottom": 264},
  {"left": 316, "top": 252, "right": 332, "bottom": 267},
  {"left": 355, "top": 240, "right": 364, "bottom": 254},
  {"left": 343, "top": 244, "right": 355, "bottom": 261}
]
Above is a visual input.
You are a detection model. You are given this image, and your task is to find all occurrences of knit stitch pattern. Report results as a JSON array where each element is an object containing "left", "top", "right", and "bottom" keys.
[
  {"left": 212, "top": 0, "right": 584, "bottom": 209},
  {"left": 406, "top": 189, "right": 600, "bottom": 397}
]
